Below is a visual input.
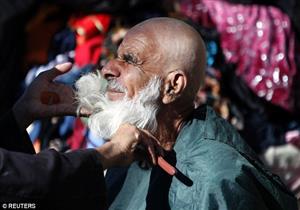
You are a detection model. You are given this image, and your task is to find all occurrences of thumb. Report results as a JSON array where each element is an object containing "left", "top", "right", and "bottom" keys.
[{"left": 43, "top": 62, "right": 73, "bottom": 81}]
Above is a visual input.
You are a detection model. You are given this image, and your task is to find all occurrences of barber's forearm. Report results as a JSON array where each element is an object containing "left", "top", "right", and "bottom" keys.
[{"left": 0, "top": 148, "right": 106, "bottom": 199}]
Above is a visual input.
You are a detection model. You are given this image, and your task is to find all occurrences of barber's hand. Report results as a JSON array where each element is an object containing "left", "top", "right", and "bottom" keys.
[
  {"left": 13, "top": 62, "right": 89, "bottom": 130},
  {"left": 96, "top": 124, "right": 163, "bottom": 169}
]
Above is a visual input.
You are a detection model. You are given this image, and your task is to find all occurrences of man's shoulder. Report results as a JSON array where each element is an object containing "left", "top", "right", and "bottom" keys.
[
  {"left": 179, "top": 105, "right": 243, "bottom": 143},
  {"left": 176, "top": 138, "right": 249, "bottom": 178},
  {"left": 176, "top": 105, "right": 258, "bottom": 162}
]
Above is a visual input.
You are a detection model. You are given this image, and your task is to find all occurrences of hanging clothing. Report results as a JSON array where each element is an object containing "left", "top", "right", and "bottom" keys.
[
  {"left": 69, "top": 14, "right": 111, "bottom": 67},
  {"left": 179, "top": 0, "right": 297, "bottom": 112},
  {"left": 227, "top": 0, "right": 300, "bottom": 35}
]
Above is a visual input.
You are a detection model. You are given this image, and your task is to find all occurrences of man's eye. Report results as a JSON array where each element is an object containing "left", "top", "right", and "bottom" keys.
[{"left": 123, "top": 54, "right": 136, "bottom": 64}]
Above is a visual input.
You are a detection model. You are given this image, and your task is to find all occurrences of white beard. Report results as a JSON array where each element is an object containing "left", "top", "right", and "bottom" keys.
[{"left": 75, "top": 72, "right": 161, "bottom": 139}]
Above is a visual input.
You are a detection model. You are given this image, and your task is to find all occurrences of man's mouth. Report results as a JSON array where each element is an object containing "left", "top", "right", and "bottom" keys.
[
  {"left": 106, "top": 89, "right": 125, "bottom": 100},
  {"left": 105, "top": 79, "right": 127, "bottom": 101}
]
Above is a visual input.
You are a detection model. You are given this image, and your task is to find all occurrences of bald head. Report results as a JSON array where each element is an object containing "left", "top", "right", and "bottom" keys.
[{"left": 127, "top": 17, "right": 206, "bottom": 96}]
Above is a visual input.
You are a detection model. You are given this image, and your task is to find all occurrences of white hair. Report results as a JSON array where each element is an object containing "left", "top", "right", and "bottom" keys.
[{"left": 75, "top": 72, "right": 161, "bottom": 139}]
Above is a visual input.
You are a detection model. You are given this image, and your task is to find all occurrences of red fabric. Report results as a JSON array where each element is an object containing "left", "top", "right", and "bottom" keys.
[
  {"left": 74, "top": 35, "right": 104, "bottom": 67},
  {"left": 180, "top": 0, "right": 297, "bottom": 111},
  {"left": 67, "top": 118, "right": 87, "bottom": 150},
  {"left": 69, "top": 14, "right": 111, "bottom": 67}
]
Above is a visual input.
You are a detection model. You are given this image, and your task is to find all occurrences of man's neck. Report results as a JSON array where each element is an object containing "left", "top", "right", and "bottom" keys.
[{"left": 155, "top": 105, "right": 194, "bottom": 150}]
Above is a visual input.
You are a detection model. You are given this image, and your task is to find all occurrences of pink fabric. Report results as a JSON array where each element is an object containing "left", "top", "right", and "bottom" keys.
[
  {"left": 286, "top": 130, "right": 300, "bottom": 147},
  {"left": 180, "top": 0, "right": 296, "bottom": 111}
]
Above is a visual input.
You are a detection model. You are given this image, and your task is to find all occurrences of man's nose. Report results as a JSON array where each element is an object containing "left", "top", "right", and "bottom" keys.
[{"left": 101, "top": 60, "right": 121, "bottom": 80}]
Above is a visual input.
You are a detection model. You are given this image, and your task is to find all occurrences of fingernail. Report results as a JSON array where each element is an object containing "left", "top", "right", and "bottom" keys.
[{"left": 55, "top": 62, "right": 72, "bottom": 70}]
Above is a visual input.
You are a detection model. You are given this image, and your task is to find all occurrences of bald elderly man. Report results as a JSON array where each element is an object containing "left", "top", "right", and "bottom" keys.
[{"left": 75, "top": 17, "right": 297, "bottom": 209}]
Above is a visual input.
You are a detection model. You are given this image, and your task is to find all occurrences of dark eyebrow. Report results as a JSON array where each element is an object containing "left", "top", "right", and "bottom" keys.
[
  {"left": 124, "top": 53, "right": 135, "bottom": 61},
  {"left": 123, "top": 53, "right": 138, "bottom": 64}
]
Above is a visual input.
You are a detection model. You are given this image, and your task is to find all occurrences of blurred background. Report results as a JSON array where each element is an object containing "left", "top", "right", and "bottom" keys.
[{"left": 1, "top": 0, "right": 300, "bottom": 204}]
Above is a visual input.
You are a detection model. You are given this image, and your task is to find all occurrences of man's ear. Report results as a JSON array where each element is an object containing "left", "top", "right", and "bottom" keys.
[{"left": 162, "top": 71, "right": 187, "bottom": 104}]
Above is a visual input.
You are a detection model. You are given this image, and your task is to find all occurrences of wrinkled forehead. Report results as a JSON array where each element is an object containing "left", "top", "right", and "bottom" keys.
[{"left": 118, "top": 27, "right": 159, "bottom": 54}]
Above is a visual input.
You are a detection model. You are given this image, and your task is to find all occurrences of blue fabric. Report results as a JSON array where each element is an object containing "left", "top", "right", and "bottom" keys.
[
  {"left": 86, "top": 130, "right": 105, "bottom": 149},
  {"left": 206, "top": 41, "right": 218, "bottom": 67},
  {"left": 59, "top": 116, "right": 76, "bottom": 137},
  {"left": 28, "top": 121, "right": 42, "bottom": 142}
]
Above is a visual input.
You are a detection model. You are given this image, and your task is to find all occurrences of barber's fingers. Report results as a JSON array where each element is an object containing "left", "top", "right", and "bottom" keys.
[
  {"left": 135, "top": 142, "right": 157, "bottom": 165},
  {"left": 141, "top": 129, "right": 164, "bottom": 156},
  {"left": 37, "top": 103, "right": 76, "bottom": 118},
  {"left": 42, "top": 98, "right": 91, "bottom": 117},
  {"left": 39, "top": 62, "right": 73, "bottom": 81},
  {"left": 137, "top": 129, "right": 164, "bottom": 165},
  {"left": 147, "top": 143, "right": 157, "bottom": 165},
  {"left": 76, "top": 106, "right": 93, "bottom": 117}
]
